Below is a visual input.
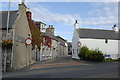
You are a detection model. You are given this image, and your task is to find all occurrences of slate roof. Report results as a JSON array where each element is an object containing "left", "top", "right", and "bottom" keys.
[
  {"left": 27, "top": 18, "right": 43, "bottom": 49},
  {"left": 0, "top": 10, "right": 18, "bottom": 30},
  {"left": 35, "top": 21, "right": 46, "bottom": 25},
  {"left": 42, "top": 30, "right": 66, "bottom": 46},
  {"left": 56, "top": 36, "right": 67, "bottom": 46},
  {"left": 77, "top": 28, "right": 120, "bottom": 40},
  {"left": 41, "top": 31, "right": 58, "bottom": 41}
]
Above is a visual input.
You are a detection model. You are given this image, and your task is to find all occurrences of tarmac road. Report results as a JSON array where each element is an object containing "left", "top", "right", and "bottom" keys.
[{"left": 2, "top": 56, "right": 119, "bottom": 78}]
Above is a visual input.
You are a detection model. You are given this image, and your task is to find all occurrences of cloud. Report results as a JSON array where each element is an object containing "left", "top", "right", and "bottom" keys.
[
  {"left": 1, "top": 0, "right": 119, "bottom": 2},
  {"left": 55, "top": 31, "right": 73, "bottom": 35},
  {"left": 81, "top": 16, "right": 117, "bottom": 25},
  {"left": 1, "top": 1, "right": 21, "bottom": 11},
  {"left": 2, "top": 2, "right": 116, "bottom": 28},
  {"left": 27, "top": 2, "right": 118, "bottom": 29},
  {"left": 80, "top": 2, "right": 118, "bottom": 29},
  {"left": 27, "top": 3, "right": 80, "bottom": 26},
  {"left": 90, "top": 2, "right": 118, "bottom": 7},
  {"left": 88, "top": 3, "right": 118, "bottom": 17},
  {"left": 1, "top": 2, "right": 118, "bottom": 29},
  {"left": 55, "top": 31, "right": 73, "bottom": 41}
]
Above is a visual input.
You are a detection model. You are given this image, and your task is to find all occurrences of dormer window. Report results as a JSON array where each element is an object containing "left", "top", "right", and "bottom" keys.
[
  {"left": 73, "top": 49, "right": 74, "bottom": 54},
  {"left": 41, "top": 24, "right": 45, "bottom": 30}
]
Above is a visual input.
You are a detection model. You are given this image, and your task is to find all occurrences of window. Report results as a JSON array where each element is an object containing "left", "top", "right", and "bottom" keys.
[
  {"left": 0, "top": 34, "right": 2, "bottom": 40},
  {"left": 42, "top": 24, "right": 45, "bottom": 30},
  {"left": 77, "top": 49, "right": 79, "bottom": 54},
  {"left": 105, "top": 39, "right": 108, "bottom": 43},
  {"left": 42, "top": 48, "right": 44, "bottom": 56},
  {"left": 73, "top": 49, "right": 74, "bottom": 54},
  {"left": 42, "top": 25, "right": 43, "bottom": 30}
]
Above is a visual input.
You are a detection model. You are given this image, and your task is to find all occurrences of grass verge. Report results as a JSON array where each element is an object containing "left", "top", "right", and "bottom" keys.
[{"left": 104, "top": 59, "right": 120, "bottom": 62}]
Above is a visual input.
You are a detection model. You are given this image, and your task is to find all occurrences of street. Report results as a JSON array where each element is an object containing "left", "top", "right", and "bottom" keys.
[{"left": 2, "top": 56, "right": 119, "bottom": 78}]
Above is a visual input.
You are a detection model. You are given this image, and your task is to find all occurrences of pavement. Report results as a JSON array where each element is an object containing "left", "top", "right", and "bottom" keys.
[
  {"left": 3, "top": 56, "right": 85, "bottom": 73},
  {"left": 2, "top": 55, "right": 119, "bottom": 78}
]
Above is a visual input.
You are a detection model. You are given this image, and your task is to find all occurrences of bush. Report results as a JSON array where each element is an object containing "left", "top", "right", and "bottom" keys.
[
  {"left": 78, "top": 46, "right": 89, "bottom": 60},
  {"left": 78, "top": 46, "right": 104, "bottom": 62},
  {"left": 86, "top": 50, "right": 94, "bottom": 60}
]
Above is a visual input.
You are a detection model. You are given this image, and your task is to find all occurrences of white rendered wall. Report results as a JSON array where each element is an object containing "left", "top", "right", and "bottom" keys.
[
  {"left": 80, "top": 38, "right": 119, "bottom": 59},
  {"left": 72, "top": 21, "right": 80, "bottom": 59},
  {"left": 72, "top": 29, "right": 80, "bottom": 59},
  {"left": 40, "top": 23, "right": 46, "bottom": 32},
  {"left": 52, "top": 40, "right": 57, "bottom": 58}
]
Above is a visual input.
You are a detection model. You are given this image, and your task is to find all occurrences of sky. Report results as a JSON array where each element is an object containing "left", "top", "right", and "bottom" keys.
[{"left": 1, "top": 0, "right": 118, "bottom": 42}]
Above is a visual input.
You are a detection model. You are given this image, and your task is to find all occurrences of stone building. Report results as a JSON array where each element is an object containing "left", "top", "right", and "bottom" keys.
[
  {"left": 1, "top": 2, "right": 34, "bottom": 71},
  {"left": 56, "top": 36, "right": 68, "bottom": 56},
  {"left": 35, "top": 22, "right": 68, "bottom": 61},
  {"left": 1, "top": 2, "right": 68, "bottom": 71},
  {"left": 67, "top": 42, "right": 72, "bottom": 55}
]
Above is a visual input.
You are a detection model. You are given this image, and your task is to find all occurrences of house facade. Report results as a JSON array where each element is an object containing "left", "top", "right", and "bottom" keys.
[
  {"left": 1, "top": 2, "right": 68, "bottom": 72},
  {"left": 56, "top": 36, "right": 68, "bottom": 57},
  {"left": 1, "top": 2, "right": 34, "bottom": 71},
  {"left": 67, "top": 42, "right": 72, "bottom": 55},
  {"left": 72, "top": 20, "right": 80, "bottom": 59},
  {"left": 72, "top": 20, "right": 120, "bottom": 59},
  {"left": 35, "top": 22, "right": 68, "bottom": 61},
  {"left": 12, "top": 3, "right": 34, "bottom": 70},
  {"left": 0, "top": 11, "right": 17, "bottom": 71}
]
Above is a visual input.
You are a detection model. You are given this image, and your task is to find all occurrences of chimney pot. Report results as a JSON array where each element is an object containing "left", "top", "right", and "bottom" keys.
[
  {"left": 112, "top": 24, "right": 119, "bottom": 32},
  {"left": 26, "top": 11, "right": 32, "bottom": 19},
  {"left": 75, "top": 20, "right": 77, "bottom": 23}
]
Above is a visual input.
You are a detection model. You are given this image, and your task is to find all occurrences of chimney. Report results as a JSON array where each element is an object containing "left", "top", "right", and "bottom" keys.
[
  {"left": 26, "top": 9, "right": 32, "bottom": 19},
  {"left": 26, "top": 8, "right": 30, "bottom": 12},
  {"left": 75, "top": 20, "right": 78, "bottom": 23},
  {"left": 112, "top": 24, "right": 119, "bottom": 32},
  {"left": 22, "top": 0, "right": 25, "bottom": 4},
  {"left": 74, "top": 20, "right": 79, "bottom": 29},
  {"left": 18, "top": 1, "right": 27, "bottom": 14},
  {"left": 47, "top": 25, "right": 55, "bottom": 34}
]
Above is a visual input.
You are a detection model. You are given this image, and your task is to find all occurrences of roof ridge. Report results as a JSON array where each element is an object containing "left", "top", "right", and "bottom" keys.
[
  {"left": 77, "top": 28, "right": 120, "bottom": 40},
  {"left": 79, "top": 28, "right": 116, "bottom": 31},
  {"left": 0, "top": 10, "right": 18, "bottom": 12}
]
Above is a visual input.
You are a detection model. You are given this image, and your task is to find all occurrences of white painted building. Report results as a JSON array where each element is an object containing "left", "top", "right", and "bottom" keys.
[
  {"left": 56, "top": 36, "right": 68, "bottom": 57},
  {"left": 34, "top": 23, "right": 68, "bottom": 61},
  {"left": 72, "top": 20, "right": 80, "bottom": 59},
  {"left": 35, "top": 21, "right": 46, "bottom": 33},
  {"left": 72, "top": 20, "right": 120, "bottom": 59}
]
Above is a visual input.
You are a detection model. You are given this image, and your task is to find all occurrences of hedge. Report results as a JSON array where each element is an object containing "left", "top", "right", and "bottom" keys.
[{"left": 78, "top": 46, "right": 104, "bottom": 62}]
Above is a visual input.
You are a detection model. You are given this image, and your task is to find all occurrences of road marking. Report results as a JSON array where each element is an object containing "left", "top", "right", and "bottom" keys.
[{"left": 30, "top": 62, "right": 87, "bottom": 70}]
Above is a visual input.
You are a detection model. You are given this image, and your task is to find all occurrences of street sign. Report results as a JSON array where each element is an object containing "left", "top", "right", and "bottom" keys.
[
  {"left": 104, "top": 55, "right": 110, "bottom": 57},
  {"left": 25, "top": 38, "right": 32, "bottom": 45}
]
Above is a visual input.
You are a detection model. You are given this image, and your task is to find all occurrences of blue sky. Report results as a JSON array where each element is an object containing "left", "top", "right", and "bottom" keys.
[{"left": 1, "top": 1, "right": 118, "bottom": 42}]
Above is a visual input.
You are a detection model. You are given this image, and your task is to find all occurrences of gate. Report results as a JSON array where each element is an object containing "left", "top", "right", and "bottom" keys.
[{"left": 2, "top": 43, "right": 12, "bottom": 72}]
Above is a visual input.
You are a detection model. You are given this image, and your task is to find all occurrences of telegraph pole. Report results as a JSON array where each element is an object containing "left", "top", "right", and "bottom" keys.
[
  {"left": 6, "top": 1, "right": 11, "bottom": 41},
  {"left": 4, "top": 0, "right": 11, "bottom": 72}
]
